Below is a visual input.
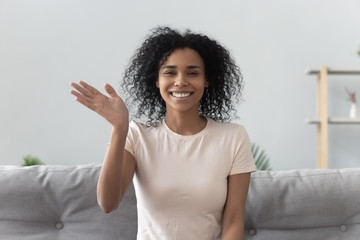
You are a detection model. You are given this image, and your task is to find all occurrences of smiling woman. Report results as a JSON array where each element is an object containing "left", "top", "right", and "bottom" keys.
[
  {"left": 156, "top": 48, "right": 208, "bottom": 121},
  {"left": 70, "top": 26, "right": 256, "bottom": 240},
  {"left": 122, "top": 27, "right": 243, "bottom": 124}
]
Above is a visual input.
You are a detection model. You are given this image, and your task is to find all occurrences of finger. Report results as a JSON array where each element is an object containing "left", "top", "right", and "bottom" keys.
[
  {"left": 104, "top": 83, "right": 118, "bottom": 98},
  {"left": 76, "top": 98, "right": 93, "bottom": 110},
  {"left": 71, "top": 89, "right": 90, "bottom": 101},
  {"left": 74, "top": 94, "right": 96, "bottom": 111},
  {"left": 79, "top": 81, "right": 101, "bottom": 95},
  {"left": 70, "top": 82, "right": 93, "bottom": 98},
  {"left": 70, "top": 89, "right": 80, "bottom": 97},
  {"left": 70, "top": 90, "right": 94, "bottom": 103}
]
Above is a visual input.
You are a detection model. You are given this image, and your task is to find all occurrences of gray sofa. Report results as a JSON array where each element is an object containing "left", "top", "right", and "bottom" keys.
[{"left": 0, "top": 164, "right": 359, "bottom": 240}]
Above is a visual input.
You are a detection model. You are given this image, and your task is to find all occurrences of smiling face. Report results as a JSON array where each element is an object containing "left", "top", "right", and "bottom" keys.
[{"left": 156, "top": 48, "right": 208, "bottom": 116}]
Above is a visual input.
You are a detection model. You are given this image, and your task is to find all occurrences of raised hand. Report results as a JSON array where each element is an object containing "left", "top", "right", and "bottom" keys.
[{"left": 70, "top": 81, "right": 129, "bottom": 128}]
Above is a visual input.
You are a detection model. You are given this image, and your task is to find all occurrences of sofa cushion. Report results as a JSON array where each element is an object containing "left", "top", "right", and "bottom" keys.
[
  {"left": 245, "top": 168, "right": 360, "bottom": 239},
  {"left": 0, "top": 164, "right": 137, "bottom": 240}
]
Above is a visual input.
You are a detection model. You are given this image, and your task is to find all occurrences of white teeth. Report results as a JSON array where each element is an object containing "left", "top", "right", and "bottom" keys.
[{"left": 171, "top": 92, "right": 191, "bottom": 98}]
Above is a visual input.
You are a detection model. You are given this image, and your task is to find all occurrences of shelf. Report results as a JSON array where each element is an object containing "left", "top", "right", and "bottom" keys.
[
  {"left": 306, "top": 118, "right": 360, "bottom": 124},
  {"left": 305, "top": 67, "right": 360, "bottom": 75},
  {"left": 306, "top": 66, "right": 360, "bottom": 168}
]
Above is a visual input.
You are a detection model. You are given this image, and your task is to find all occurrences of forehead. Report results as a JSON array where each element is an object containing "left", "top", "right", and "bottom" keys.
[{"left": 162, "top": 48, "right": 204, "bottom": 67}]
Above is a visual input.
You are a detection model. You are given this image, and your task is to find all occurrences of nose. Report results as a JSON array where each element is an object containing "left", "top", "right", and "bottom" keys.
[{"left": 174, "top": 74, "right": 188, "bottom": 87}]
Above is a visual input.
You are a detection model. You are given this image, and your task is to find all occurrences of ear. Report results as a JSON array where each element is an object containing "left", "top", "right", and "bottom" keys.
[
  {"left": 156, "top": 80, "right": 159, "bottom": 88},
  {"left": 204, "top": 79, "right": 209, "bottom": 88}
]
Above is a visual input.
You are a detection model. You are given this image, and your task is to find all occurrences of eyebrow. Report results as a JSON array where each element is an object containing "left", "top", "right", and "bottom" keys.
[{"left": 161, "top": 65, "right": 202, "bottom": 70}]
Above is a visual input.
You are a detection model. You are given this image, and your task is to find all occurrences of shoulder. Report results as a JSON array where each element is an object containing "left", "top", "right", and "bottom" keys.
[
  {"left": 129, "top": 120, "right": 146, "bottom": 131},
  {"left": 207, "top": 118, "right": 249, "bottom": 138},
  {"left": 129, "top": 119, "right": 158, "bottom": 128},
  {"left": 128, "top": 119, "right": 163, "bottom": 136}
]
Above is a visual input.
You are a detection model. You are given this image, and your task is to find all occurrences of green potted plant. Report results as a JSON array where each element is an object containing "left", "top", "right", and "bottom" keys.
[
  {"left": 251, "top": 143, "right": 272, "bottom": 170},
  {"left": 22, "top": 155, "right": 44, "bottom": 166}
]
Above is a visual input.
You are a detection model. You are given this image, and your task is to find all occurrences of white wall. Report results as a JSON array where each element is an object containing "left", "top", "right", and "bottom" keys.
[{"left": 1, "top": 0, "right": 359, "bottom": 169}]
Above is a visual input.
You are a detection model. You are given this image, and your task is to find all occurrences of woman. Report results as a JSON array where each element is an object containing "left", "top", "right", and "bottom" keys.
[{"left": 70, "top": 27, "right": 256, "bottom": 240}]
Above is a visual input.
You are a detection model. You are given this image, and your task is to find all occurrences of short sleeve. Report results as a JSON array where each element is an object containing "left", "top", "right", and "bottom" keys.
[
  {"left": 124, "top": 121, "right": 137, "bottom": 157},
  {"left": 230, "top": 127, "right": 257, "bottom": 175}
]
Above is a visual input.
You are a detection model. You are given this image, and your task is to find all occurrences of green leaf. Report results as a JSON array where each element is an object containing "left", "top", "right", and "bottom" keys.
[
  {"left": 251, "top": 143, "right": 272, "bottom": 171},
  {"left": 22, "top": 155, "right": 44, "bottom": 166}
]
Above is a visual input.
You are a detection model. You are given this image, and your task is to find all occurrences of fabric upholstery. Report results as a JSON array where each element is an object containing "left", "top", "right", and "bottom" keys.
[
  {"left": 1, "top": 165, "right": 359, "bottom": 239},
  {"left": 245, "top": 168, "right": 360, "bottom": 239},
  {"left": 0, "top": 165, "right": 137, "bottom": 240}
]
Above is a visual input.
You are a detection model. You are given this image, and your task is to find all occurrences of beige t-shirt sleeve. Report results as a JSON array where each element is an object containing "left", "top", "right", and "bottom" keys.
[
  {"left": 229, "top": 126, "right": 257, "bottom": 175},
  {"left": 124, "top": 121, "right": 136, "bottom": 157}
]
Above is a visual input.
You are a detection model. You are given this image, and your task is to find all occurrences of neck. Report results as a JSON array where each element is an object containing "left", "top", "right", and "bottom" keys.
[{"left": 165, "top": 111, "right": 207, "bottom": 136}]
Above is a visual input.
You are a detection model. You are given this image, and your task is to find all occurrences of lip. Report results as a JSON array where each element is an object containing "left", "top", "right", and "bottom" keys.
[
  {"left": 169, "top": 91, "right": 194, "bottom": 99},
  {"left": 169, "top": 90, "right": 193, "bottom": 93}
]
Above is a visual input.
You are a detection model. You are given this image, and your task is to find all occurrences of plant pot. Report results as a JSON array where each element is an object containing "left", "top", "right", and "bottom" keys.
[{"left": 350, "top": 103, "right": 357, "bottom": 118}]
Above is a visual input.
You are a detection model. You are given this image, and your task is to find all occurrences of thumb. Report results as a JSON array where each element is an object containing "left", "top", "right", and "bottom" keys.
[{"left": 104, "top": 83, "right": 118, "bottom": 98}]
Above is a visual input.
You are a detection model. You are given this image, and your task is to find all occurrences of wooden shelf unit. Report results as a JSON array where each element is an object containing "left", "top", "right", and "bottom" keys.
[
  {"left": 306, "top": 66, "right": 360, "bottom": 169},
  {"left": 306, "top": 118, "right": 360, "bottom": 124}
]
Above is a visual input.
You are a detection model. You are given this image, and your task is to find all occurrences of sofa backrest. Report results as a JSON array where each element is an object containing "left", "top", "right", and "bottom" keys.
[
  {"left": 0, "top": 165, "right": 137, "bottom": 240},
  {"left": 245, "top": 168, "right": 360, "bottom": 240},
  {"left": 1, "top": 165, "right": 360, "bottom": 239}
]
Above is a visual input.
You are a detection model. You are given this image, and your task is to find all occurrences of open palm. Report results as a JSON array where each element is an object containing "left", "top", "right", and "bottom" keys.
[{"left": 70, "top": 81, "right": 128, "bottom": 127}]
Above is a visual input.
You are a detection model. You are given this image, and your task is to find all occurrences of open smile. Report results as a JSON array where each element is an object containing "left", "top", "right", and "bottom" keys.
[{"left": 170, "top": 92, "right": 194, "bottom": 98}]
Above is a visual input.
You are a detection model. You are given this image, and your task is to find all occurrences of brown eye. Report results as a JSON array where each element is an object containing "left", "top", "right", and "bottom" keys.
[{"left": 164, "top": 71, "right": 175, "bottom": 76}]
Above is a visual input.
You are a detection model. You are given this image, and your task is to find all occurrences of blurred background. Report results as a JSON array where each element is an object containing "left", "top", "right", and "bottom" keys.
[{"left": 1, "top": 0, "right": 359, "bottom": 169}]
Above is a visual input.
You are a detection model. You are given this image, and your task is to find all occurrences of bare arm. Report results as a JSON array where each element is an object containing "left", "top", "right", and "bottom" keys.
[
  {"left": 70, "top": 81, "right": 135, "bottom": 213},
  {"left": 222, "top": 173, "right": 251, "bottom": 240},
  {"left": 97, "top": 128, "right": 136, "bottom": 213}
]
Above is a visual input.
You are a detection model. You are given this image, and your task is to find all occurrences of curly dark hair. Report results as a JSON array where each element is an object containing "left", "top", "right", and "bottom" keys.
[{"left": 121, "top": 26, "right": 243, "bottom": 124}]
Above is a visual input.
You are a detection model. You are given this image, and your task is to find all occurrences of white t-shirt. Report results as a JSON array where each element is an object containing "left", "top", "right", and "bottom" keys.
[{"left": 125, "top": 117, "right": 256, "bottom": 240}]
